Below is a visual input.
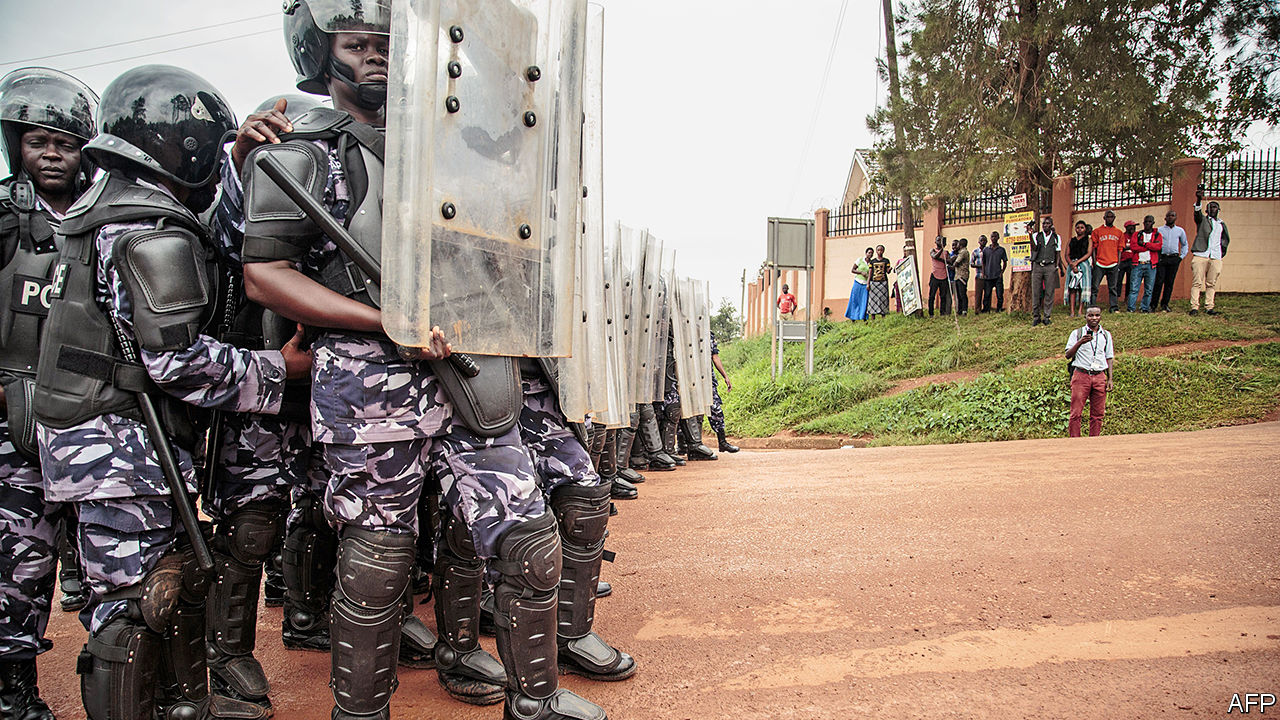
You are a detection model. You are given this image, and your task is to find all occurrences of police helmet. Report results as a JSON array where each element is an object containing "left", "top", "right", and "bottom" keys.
[
  {"left": 254, "top": 93, "right": 325, "bottom": 121},
  {"left": 0, "top": 67, "right": 98, "bottom": 178},
  {"left": 284, "top": 0, "right": 390, "bottom": 107},
  {"left": 84, "top": 65, "right": 237, "bottom": 189}
]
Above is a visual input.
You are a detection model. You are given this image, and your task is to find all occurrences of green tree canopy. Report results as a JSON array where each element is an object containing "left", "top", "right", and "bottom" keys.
[
  {"left": 868, "top": 0, "right": 1279, "bottom": 203},
  {"left": 710, "top": 298, "right": 741, "bottom": 345}
]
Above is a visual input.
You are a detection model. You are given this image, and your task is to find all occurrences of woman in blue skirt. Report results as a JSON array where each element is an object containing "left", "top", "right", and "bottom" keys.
[{"left": 846, "top": 247, "right": 872, "bottom": 321}]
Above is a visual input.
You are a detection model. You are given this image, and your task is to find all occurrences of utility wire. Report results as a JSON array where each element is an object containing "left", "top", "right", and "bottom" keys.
[
  {"left": 62, "top": 29, "right": 278, "bottom": 72},
  {"left": 785, "top": 0, "right": 851, "bottom": 213},
  {"left": 0, "top": 13, "right": 277, "bottom": 66}
]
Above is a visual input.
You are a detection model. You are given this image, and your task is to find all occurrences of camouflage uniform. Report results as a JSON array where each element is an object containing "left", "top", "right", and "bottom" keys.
[
  {"left": 0, "top": 423, "right": 60, "bottom": 660},
  {"left": 38, "top": 188, "right": 287, "bottom": 633},
  {"left": 0, "top": 195, "right": 64, "bottom": 662},
  {"left": 708, "top": 331, "right": 725, "bottom": 435}
]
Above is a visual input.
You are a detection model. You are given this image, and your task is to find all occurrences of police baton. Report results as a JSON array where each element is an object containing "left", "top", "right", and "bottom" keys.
[
  {"left": 253, "top": 153, "right": 479, "bottom": 378},
  {"left": 107, "top": 313, "right": 216, "bottom": 574}
]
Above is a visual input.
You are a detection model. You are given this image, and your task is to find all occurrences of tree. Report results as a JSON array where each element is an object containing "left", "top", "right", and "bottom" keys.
[
  {"left": 709, "top": 298, "right": 741, "bottom": 345},
  {"left": 867, "top": 0, "right": 1277, "bottom": 203}
]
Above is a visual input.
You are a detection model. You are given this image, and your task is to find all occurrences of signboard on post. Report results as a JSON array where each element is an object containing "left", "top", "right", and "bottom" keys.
[
  {"left": 766, "top": 217, "right": 815, "bottom": 377},
  {"left": 894, "top": 256, "right": 923, "bottom": 315},
  {"left": 1011, "top": 192, "right": 1028, "bottom": 210},
  {"left": 1004, "top": 210, "right": 1035, "bottom": 273}
]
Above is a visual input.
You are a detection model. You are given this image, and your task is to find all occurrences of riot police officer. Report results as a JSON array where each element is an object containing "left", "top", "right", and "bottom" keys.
[
  {"left": 241, "top": 2, "right": 624, "bottom": 718},
  {"left": 0, "top": 65, "right": 98, "bottom": 720},
  {"left": 33, "top": 64, "right": 311, "bottom": 720}
]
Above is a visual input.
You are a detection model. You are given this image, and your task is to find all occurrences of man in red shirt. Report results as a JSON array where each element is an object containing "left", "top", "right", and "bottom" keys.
[
  {"left": 777, "top": 284, "right": 798, "bottom": 320},
  {"left": 1090, "top": 210, "right": 1125, "bottom": 312},
  {"left": 1127, "top": 215, "right": 1163, "bottom": 312}
]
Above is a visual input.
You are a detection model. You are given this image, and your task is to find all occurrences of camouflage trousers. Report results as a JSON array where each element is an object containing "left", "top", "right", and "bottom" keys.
[
  {"left": 75, "top": 495, "right": 176, "bottom": 633},
  {"left": 708, "top": 372, "right": 725, "bottom": 434},
  {"left": 518, "top": 389, "right": 604, "bottom": 496},
  {"left": 0, "top": 477, "right": 62, "bottom": 659},
  {"left": 206, "top": 412, "right": 313, "bottom": 522},
  {"left": 323, "top": 424, "right": 542, "bottom": 561}
]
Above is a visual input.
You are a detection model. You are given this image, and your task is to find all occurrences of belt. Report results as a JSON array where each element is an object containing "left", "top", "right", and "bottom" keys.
[
  {"left": 1073, "top": 368, "right": 1105, "bottom": 376},
  {"left": 1160, "top": 253, "right": 1180, "bottom": 258}
]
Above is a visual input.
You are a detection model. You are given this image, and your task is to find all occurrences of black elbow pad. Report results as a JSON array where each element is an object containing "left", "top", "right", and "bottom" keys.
[
  {"left": 112, "top": 228, "right": 213, "bottom": 353},
  {"left": 242, "top": 141, "right": 328, "bottom": 264}
]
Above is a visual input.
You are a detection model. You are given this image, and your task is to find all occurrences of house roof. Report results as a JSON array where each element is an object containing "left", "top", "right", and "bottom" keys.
[{"left": 841, "top": 148, "right": 881, "bottom": 206}]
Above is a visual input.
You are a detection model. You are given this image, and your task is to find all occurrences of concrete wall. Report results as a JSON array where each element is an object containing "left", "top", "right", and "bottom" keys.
[{"left": 1213, "top": 198, "right": 1280, "bottom": 293}]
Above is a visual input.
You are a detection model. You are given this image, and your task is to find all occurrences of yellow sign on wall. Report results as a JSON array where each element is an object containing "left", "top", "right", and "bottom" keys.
[{"left": 1005, "top": 211, "right": 1035, "bottom": 272}]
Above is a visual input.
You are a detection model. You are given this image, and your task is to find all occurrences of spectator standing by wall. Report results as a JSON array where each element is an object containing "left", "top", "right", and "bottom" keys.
[
  {"left": 1117, "top": 220, "right": 1137, "bottom": 309},
  {"left": 845, "top": 247, "right": 872, "bottom": 322},
  {"left": 1030, "top": 216, "right": 1063, "bottom": 326},
  {"left": 982, "top": 230, "right": 1008, "bottom": 312},
  {"left": 928, "top": 236, "right": 951, "bottom": 317},
  {"left": 1128, "top": 215, "right": 1162, "bottom": 312},
  {"left": 1065, "top": 221, "right": 1093, "bottom": 318},
  {"left": 971, "top": 235, "right": 986, "bottom": 313},
  {"left": 1090, "top": 210, "right": 1125, "bottom": 311},
  {"left": 1152, "top": 209, "right": 1188, "bottom": 312},
  {"left": 1189, "top": 186, "right": 1230, "bottom": 316},
  {"left": 1065, "top": 306, "right": 1114, "bottom": 437},
  {"left": 952, "top": 238, "right": 970, "bottom": 316},
  {"left": 867, "top": 245, "right": 892, "bottom": 319},
  {"left": 777, "top": 283, "right": 797, "bottom": 320}
]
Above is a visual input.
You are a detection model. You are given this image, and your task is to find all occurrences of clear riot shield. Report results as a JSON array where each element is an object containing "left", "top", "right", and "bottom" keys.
[
  {"left": 636, "top": 234, "right": 667, "bottom": 404},
  {"left": 671, "top": 277, "right": 704, "bottom": 419},
  {"left": 648, "top": 246, "right": 675, "bottom": 403},
  {"left": 597, "top": 229, "right": 630, "bottom": 427},
  {"left": 617, "top": 224, "right": 648, "bottom": 406},
  {"left": 554, "top": 2, "right": 605, "bottom": 421},
  {"left": 695, "top": 280, "right": 715, "bottom": 412},
  {"left": 383, "top": 0, "right": 588, "bottom": 356}
]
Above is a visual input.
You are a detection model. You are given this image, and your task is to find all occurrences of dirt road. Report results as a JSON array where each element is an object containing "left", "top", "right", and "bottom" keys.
[{"left": 39, "top": 423, "right": 1280, "bottom": 719}]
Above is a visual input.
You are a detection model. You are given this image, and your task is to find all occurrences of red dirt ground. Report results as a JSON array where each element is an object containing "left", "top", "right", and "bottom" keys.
[{"left": 39, "top": 422, "right": 1280, "bottom": 719}]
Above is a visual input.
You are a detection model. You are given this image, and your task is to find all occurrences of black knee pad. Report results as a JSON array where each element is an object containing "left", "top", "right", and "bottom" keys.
[
  {"left": 549, "top": 483, "right": 610, "bottom": 551},
  {"left": 135, "top": 553, "right": 187, "bottom": 634},
  {"left": 495, "top": 512, "right": 561, "bottom": 594},
  {"left": 78, "top": 615, "right": 161, "bottom": 720},
  {"left": 216, "top": 501, "right": 285, "bottom": 567},
  {"left": 334, "top": 527, "right": 416, "bottom": 611}
]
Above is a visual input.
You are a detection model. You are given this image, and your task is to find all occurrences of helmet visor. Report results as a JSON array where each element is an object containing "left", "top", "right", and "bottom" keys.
[
  {"left": 303, "top": 0, "right": 391, "bottom": 34},
  {"left": 0, "top": 67, "right": 98, "bottom": 142}
]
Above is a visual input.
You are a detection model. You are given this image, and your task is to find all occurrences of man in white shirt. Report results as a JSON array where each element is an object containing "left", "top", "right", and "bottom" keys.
[
  {"left": 1190, "top": 185, "right": 1230, "bottom": 316},
  {"left": 1065, "top": 307, "right": 1114, "bottom": 437}
]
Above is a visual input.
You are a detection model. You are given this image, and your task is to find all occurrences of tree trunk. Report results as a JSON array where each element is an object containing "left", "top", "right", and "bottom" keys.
[
  {"left": 882, "top": 0, "right": 916, "bottom": 244},
  {"left": 1007, "top": 0, "right": 1042, "bottom": 315}
]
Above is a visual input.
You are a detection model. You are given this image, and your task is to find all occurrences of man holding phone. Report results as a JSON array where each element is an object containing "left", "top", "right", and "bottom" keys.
[{"left": 1065, "top": 306, "right": 1114, "bottom": 437}]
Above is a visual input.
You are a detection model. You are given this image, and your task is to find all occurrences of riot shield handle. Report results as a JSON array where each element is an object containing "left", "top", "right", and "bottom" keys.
[{"left": 254, "top": 153, "right": 481, "bottom": 377}]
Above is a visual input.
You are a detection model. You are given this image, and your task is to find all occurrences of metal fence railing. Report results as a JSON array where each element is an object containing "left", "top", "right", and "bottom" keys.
[
  {"left": 1203, "top": 148, "right": 1280, "bottom": 198},
  {"left": 943, "top": 184, "right": 1016, "bottom": 224},
  {"left": 1074, "top": 170, "right": 1171, "bottom": 211},
  {"left": 826, "top": 193, "right": 922, "bottom": 236}
]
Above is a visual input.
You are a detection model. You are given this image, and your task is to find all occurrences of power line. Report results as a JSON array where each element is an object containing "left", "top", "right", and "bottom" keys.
[
  {"left": 786, "top": 0, "right": 851, "bottom": 212},
  {"left": 0, "top": 13, "right": 277, "bottom": 67},
  {"left": 62, "top": 29, "right": 279, "bottom": 72}
]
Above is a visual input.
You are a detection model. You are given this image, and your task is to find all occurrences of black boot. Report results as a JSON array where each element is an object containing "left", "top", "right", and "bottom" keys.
[
  {"left": 434, "top": 516, "right": 505, "bottom": 705},
  {"left": 0, "top": 659, "right": 53, "bottom": 720},
  {"left": 207, "top": 504, "right": 283, "bottom": 714},
  {"left": 716, "top": 429, "right": 739, "bottom": 453},
  {"left": 637, "top": 404, "right": 676, "bottom": 471},
  {"left": 263, "top": 525, "right": 286, "bottom": 608},
  {"left": 550, "top": 484, "right": 636, "bottom": 684},
  {"left": 281, "top": 496, "right": 335, "bottom": 653},
  {"left": 614, "top": 418, "right": 645, "bottom": 483},
  {"left": 397, "top": 592, "right": 437, "bottom": 670},
  {"left": 494, "top": 514, "right": 606, "bottom": 720},
  {"left": 680, "top": 417, "right": 718, "bottom": 461},
  {"left": 658, "top": 405, "right": 686, "bottom": 466}
]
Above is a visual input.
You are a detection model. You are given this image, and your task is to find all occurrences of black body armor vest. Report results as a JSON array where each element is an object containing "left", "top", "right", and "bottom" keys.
[
  {"left": 32, "top": 173, "right": 223, "bottom": 449},
  {"left": 0, "top": 179, "right": 64, "bottom": 461}
]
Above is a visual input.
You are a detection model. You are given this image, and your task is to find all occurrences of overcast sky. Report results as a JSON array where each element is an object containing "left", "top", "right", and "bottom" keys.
[{"left": 2, "top": 2, "right": 1274, "bottom": 311}]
